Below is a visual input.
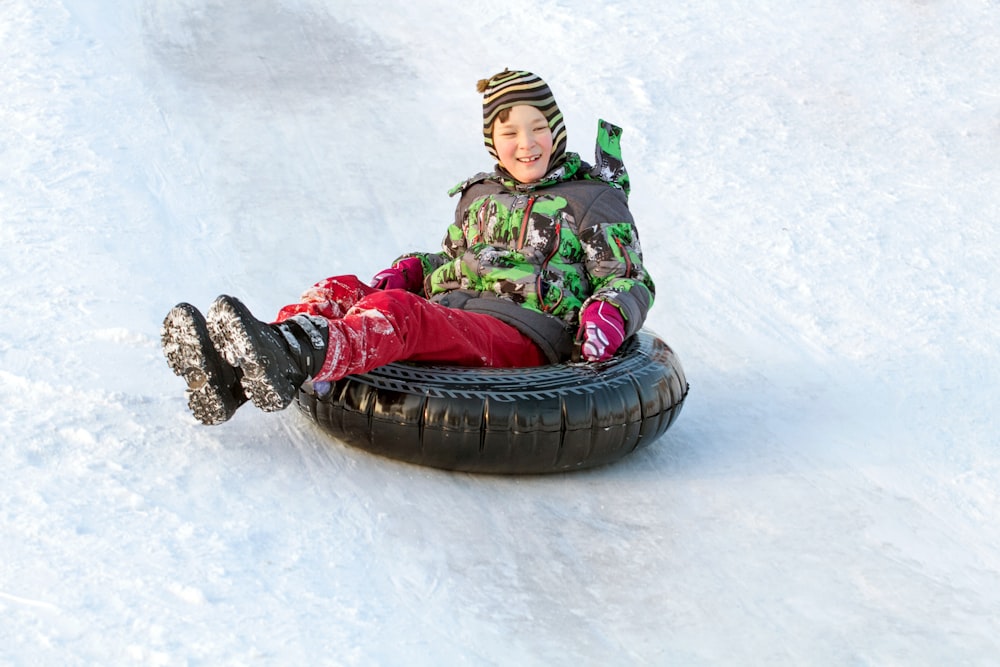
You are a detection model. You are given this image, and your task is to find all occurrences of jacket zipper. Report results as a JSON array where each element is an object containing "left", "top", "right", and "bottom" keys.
[{"left": 516, "top": 196, "right": 535, "bottom": 250}]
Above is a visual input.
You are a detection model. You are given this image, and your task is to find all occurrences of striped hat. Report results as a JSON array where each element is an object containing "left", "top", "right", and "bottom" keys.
[{"left": 478, "top": 70, "right": 568, "bottom": 169}]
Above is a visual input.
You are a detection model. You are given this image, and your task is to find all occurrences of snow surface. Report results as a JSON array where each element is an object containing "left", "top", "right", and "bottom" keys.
[{"left": 2, "top": 0, "right": 1000, "bottom": 664}]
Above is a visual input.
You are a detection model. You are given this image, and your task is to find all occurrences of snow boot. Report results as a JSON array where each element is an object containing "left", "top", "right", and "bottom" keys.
[
  {"left": 161, "top": 302, "right": 248, "bottom": 425},
  {"left": 206, "top": 295, "right": 328, "bottom": 412}
]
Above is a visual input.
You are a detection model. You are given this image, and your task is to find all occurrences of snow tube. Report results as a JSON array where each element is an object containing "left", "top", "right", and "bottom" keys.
[{"left": 294, "top": 330, "right": 688, "bottom": 474}]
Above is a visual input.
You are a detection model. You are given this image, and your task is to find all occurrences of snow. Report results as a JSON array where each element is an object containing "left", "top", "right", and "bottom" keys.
[{"left": 2, "top": 0, "right": 999, "bottom": 664}]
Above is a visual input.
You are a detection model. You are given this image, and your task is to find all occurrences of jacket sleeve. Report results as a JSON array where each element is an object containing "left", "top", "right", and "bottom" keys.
[{"left": 576, "top": 187, "right": 655, "bottom": 338}]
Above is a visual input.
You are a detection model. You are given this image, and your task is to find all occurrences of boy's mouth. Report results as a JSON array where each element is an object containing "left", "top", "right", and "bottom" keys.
[{"left": 517, "top": 155, "right": 542, "bottom": 164}]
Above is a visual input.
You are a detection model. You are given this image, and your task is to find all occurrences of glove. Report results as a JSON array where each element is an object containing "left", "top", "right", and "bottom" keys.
[
  {"left": 578, "top": 301, "right": 626, "bottom": 362},
  {"left": 370, "top": 257, "right": 423, "bottom": 291}
]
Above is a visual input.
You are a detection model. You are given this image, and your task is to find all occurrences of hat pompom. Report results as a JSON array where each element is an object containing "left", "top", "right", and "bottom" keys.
[{"left": 477, "top": 68, "right": 510, "bottom": 93}]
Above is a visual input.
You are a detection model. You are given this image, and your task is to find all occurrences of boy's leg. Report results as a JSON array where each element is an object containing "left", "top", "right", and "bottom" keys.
[
  {"left": 205, "top": 279, "right": 548, "bottom": 412},
  {"left": 313, "top": 288, "right": 548, "bottom": 382},
  {"left": 274, "top": 274, "right": 548, "bottom": 377}
]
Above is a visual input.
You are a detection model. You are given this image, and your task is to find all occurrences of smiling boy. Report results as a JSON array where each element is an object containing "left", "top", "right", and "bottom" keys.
[{"left": 163, "top": 69, "right": 655, "bottom": 425}]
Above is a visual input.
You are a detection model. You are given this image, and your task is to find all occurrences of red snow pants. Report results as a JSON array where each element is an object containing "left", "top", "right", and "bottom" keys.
[{"left": 273, "top": 275, "right": 548, "bottom": 382}]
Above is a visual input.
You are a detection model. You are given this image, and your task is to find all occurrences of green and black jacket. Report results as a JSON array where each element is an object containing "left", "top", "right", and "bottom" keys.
[{"left": 402, "top": 120, "right": 654, "bottom": 363}]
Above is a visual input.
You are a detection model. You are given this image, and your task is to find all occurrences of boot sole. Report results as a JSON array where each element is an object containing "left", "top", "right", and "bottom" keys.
[
  {"left": 162, "top": 303, "right": 242, "bottom": 425},
  {"left": 206, "top": 296, "right": 298, "bottom": 412}
]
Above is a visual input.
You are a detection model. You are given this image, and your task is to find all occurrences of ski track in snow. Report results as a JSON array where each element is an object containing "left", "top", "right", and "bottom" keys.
[{"left": 2, "top": 0, "right": 999, "bottom": 664}]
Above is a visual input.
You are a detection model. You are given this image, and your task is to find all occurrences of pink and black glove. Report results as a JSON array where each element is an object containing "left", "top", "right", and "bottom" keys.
[
  {"left": 578, "top": 301, "right": 626, "bottom": 362},
  {"left": 370, "top": 257, "right": 424, "bottom": 292}
]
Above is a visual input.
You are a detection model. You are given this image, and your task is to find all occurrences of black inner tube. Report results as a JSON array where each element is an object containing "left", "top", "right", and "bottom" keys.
[{"left": 296, "top": 331, "right": 688, "bottom": 474}]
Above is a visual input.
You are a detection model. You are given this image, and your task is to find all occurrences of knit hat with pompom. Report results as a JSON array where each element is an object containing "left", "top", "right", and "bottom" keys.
[{"left": 477, "top": 70, "right": 568, "bottom": 171}]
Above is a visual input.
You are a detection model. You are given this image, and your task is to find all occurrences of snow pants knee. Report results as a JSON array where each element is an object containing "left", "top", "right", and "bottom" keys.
[{"left": 273, "top": 275, "right": 548, "bottom": 382}]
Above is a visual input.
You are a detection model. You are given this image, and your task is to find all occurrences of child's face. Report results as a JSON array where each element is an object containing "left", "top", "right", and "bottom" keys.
[{"left": 492, "top": 105, "right": 554, "bottom": 184}]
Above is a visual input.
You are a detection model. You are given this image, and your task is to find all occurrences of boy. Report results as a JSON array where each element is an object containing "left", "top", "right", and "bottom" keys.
[{"left": 162, "top": 70, "right": 654, "bottom": 425}]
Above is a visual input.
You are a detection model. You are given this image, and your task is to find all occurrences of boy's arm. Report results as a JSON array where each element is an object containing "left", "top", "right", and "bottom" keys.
[{"left": 577, "top": 188, "right": 655, "bottom": 338}]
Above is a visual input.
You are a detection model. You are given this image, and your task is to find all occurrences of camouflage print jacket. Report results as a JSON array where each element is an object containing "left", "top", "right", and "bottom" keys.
[{"left": 403, "top": 121, "right": 655, "bottom": 363}]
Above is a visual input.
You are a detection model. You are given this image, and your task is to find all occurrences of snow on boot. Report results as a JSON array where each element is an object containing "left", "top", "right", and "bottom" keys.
[
  {"left": 206, "top": 295, "right": 327, "bottom": 413},
  {"left": 161, "top": 302, "right": 248, "bottom": 425}
]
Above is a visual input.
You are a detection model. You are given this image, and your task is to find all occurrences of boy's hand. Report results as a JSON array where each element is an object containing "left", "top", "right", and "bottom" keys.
[
  {"left": 370, "top": 257, "right": 424, "bottom": 291},
  {"left": 578, "top": 301, "right": 626, "bottom": 362}
]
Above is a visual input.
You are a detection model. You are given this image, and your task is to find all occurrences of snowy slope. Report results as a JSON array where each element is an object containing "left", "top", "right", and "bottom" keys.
[{"left": 2, "top": 0, "right": 999, "bottom": 664}]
